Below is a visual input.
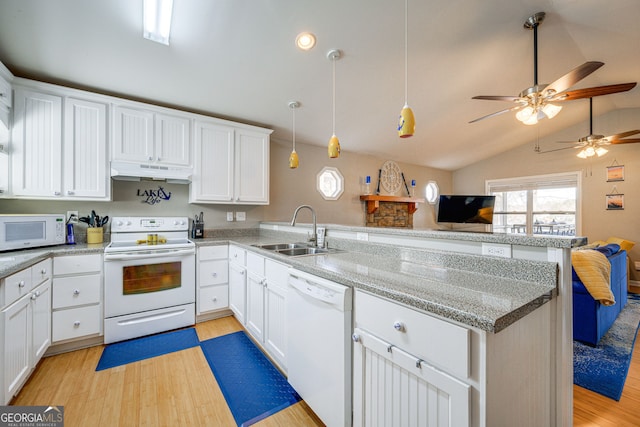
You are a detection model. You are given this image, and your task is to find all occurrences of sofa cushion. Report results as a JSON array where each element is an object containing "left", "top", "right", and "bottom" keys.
[{"left": 606, "top": 237, "right": 635, "bottom": 252}]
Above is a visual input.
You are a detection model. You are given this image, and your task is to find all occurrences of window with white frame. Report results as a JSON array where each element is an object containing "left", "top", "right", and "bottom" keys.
[{"left": 486, "top": 171, "right": 581, "bottom": 236}]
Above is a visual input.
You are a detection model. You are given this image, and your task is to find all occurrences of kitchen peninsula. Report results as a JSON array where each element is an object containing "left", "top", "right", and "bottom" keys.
[{"left": 1, "top": 224, "right": 581, "bottom": 426}]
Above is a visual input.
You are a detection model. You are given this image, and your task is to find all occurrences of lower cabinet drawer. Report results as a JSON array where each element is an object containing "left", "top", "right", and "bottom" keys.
[
  {"left": 355, "top": 290, "right": 470, "bottom": 379},
  {"left": 53, "top": 274, "right": 101, "bottom": 309},
  {"left": 52, "top": 305, "right": 102, "bottom": 343},
  {"left": 54, "top": 253, "right": 102, "bottom": 275},
  {"left": 198, "top": 285, "right": 229, "bottom": 314}
]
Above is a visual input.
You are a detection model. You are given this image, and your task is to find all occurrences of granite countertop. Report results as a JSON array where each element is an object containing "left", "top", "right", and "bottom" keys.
[{"left": 1, "top": 230, "right": 558, "bottom": 334}]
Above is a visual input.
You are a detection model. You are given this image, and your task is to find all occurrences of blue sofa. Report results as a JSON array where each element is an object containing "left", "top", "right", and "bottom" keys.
[{"left": 573, "top": 246, "right": 628, "bottom": 346}]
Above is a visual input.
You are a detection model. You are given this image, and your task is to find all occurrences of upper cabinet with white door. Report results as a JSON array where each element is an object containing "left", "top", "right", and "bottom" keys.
[
  {"left": 0, "top": 61, "right": 12, "bottom": 198},
  {"left": 190, "top": 120, "right": 271, "bottom": 204},
  {"left": 112, "top": 104, "right": 191, "bottom": 167},
  {"left": 11, "top": 79, "right": 110, "bottom": 200}
]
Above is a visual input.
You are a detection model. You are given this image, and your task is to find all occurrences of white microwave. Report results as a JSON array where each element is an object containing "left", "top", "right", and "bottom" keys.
[{"left": 0, "top": 214, "right": 66, "bottom": 252}]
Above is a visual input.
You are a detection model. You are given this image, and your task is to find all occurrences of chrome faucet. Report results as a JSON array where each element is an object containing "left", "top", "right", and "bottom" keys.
[{"left": 290, "top": 205, "right": 317, "bottom": 246}]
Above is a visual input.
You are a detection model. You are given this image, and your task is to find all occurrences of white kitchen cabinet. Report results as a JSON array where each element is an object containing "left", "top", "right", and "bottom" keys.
[
  {"left": 228, "top": 245, "right": 247, "bottom": 325},
  {"left": 11, "top": 83, "right": 110, "bottom": 200},
  {"left": 190, "top": 120, "right": 271, "bottom": 204},
  {"left": 353, "top": 290, "right": 553, "bottom": 427},
  {"left": 197, "top": 245, "right": 229, "bottom": 318},
  {"left": 52, "top": 253, "right": 103, "bottom": 343},
  {"left": 11, "top": 88, "right": 63, "bottom": 198},
  {"left": 1, "top": 258, "right": 52, "bottom": 405},
  {"left": 113, "top": 105, "right": 191, "bottom": 167},
  {"left": 245, "top": 251, "right": 288, "bottom": 370},
  {"left": 0, "top": 147, "right": 9, "bottom": 198},
  {"left": 63, "top": 97, "right": 109, "bottom": 199}
]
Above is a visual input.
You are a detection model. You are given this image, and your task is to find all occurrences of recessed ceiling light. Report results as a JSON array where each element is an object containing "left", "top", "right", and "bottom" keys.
[{"left": 295, "top": 32, "right": 316, "bottom": 51}]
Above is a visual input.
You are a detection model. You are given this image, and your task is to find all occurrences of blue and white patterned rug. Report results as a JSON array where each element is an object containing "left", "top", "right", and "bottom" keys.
[{"left": 573, "top": 293, "right": 640, "bottom": 400}]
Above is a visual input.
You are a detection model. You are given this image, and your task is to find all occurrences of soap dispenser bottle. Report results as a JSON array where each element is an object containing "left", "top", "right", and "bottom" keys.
[{"left": 66, "top": 215, "right": 76, "bottom": 245}]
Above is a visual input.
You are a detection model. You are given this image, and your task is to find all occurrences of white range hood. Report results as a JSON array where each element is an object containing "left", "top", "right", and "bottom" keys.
[{"left": 110, "top": 161, "right": 192, "bottom": 184}]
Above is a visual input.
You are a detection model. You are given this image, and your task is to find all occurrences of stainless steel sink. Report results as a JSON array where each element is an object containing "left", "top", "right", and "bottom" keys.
[{"left": 252, "top": 242, "right": 343, "bottom": 257}]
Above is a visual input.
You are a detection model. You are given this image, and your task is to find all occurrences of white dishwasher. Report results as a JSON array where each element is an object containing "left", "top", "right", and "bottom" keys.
[{"left": 287, "top": 269, "right": 353, "bottom": 427}]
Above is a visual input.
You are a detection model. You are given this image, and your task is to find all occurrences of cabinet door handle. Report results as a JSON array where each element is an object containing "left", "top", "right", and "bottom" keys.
[
  {"left": 73, "top": 289, "right": 80, "bottom": 295},
  {"left": 212, "top": 297, "right": 217, "bottom": 302},
  {"left": 31, "top": 293, "right": 37, "bottom": 300},
  {"left": 393, "top": 321, "right": 406, "bottom": 332},
  {"left": 41, "top": 269, "right": 47, "bottom": 275},
  {"left": 18, "top": 280, "right": 25, "bottom": 288},
  {"left": 67, "top": 190, "right": 75, "bottom": 195},
  {"left": 352, "top": 333, "right": 361, "bottom": 343},
  {"left": 212, "top": 272, "right": 217, "bottom": 277},
  {"left": 73, "top": 321, "right": 81, "bottom": 327},
  {"left": 148, "top": 156, "right": 153, "bottom": 161}
]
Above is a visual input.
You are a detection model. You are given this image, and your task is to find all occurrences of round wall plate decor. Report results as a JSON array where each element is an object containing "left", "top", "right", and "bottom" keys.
[{"left": 380, "top": 160, "right": 402, "bottom": 194}]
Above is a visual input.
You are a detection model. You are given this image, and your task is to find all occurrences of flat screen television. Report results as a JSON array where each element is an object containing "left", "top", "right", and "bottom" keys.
[{"left": 436, "top": 195, "right": 496, "bottom": 224}]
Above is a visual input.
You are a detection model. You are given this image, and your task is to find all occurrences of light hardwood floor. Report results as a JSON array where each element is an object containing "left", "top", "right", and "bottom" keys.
[
  {"left": 12, "top": 314, "right": 640, "bottom": 426},
  {"left": 573, "top": 333, "right": 640, "bottom": 427},
  {"left": 11, "top": 316, "right": 324, "bottom": 427}
]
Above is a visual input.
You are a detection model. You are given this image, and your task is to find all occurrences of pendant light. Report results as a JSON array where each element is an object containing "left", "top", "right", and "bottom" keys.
[
  {"left": 288, "top": 101, "right": 300, "bottom": 169},
  {"left": 327, "top": 49, "right": 341, "bottom": 158},
  {"left": 397, "top": 0, "right": 415, "bottom": 138}
]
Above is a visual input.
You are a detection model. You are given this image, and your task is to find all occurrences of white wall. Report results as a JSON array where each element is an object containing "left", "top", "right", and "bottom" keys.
[
  {"left": 454, "top": 108, "right": 640, "bottom": 280},
  {"left": 0, "top": 139, "right": 453, "bottom": 230}
]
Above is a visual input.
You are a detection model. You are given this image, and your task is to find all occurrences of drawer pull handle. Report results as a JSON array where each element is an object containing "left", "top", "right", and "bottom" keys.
[
  {"left": 73, "top": 289, "right": 80, "bottom": 295},
  {"left": 212, "top": 272, "right": 217, "bottom": 277},
  {"left": 415, "top": 358, "right": 423, "bottom": 368},
  {"left": 387, "top": 344, "right": 394, "bottom": 353},
  {"left": 31, "top": 293, "right": 37, "bottom": 300},
  {"left": 352, "top": 334, "right": 361, "bottom": 343},
  {"left": 41, "top": 269, "right": 47, "bottom": 275},
  {"left": 212, "top": 297, "right": 217, "bottom": 302},
  {"left": 18, "top": 281, "right": 25, "bottom": 288},
  {"left": 393, "top": 321, "right": 405, "bottom": 332},
  {"left": 73, "top": 321, "right": 81, "bottom": 327}
]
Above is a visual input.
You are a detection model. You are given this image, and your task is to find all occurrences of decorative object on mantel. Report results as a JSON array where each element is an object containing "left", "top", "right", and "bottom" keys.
[
  {"left": 327, "top": 49, "right": 341, "bottom": 158},
  {"left": 380, "top": 160, "right": 403, "bottom": 194},
  {"left": 606, "top": 188, "right": 624, "bottom": 210},
  {"left": 288, "top": 101, "right": 300, "bottom": 169},
  {"left": 606, "top": 160, "right": 624, "bottom": 182},
  {"left": 360, "top": 195, "right": 425, "bottom": 228}
]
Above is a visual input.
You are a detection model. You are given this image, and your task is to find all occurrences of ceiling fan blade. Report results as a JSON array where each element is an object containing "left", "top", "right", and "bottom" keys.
[
  {"left": 607, "top": 129, "right": 640, "bottom": 140},
  {"left": 551, "top": 82, "right": 637, "bottom": 102},
  {"left": 468, "top": 105, "right": 523, "bottom": 123},
  {"left": 537, "top": 146, "right": 579, "bottom": 154},
  {"left": 543, "top": 61, "right": 604, "bottom": 97},
  {"left": 471, "top": 95, "right": 523, "bottom": 102},
  {"left": 610, "top": 138, "right": 640, "bottom": 145},
  {"left": 555, "top": 140, "right": 582, "bottom": 144}
]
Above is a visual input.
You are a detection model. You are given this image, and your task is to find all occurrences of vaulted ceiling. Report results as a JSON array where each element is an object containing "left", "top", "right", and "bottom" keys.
[{"left": 0, "top": 0, "right": 638, "bottom": 170}]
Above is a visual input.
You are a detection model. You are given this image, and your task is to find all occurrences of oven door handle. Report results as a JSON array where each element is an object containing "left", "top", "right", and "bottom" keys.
[{"left": 104, "top": 248, "right": 195, "bottom": 261}]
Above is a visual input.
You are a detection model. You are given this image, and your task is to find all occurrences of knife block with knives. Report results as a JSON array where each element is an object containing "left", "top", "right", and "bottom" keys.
[{"left": 192, "top": 212, "right": 204, "bottom": 239}]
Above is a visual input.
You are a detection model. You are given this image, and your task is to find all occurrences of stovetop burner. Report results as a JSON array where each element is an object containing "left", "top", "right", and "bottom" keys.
[{"left": 106, "top": 216, "right": 194, "bottom": 253}]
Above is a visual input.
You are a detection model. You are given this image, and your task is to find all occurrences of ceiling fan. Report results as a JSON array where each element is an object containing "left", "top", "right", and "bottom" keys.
[
  {"left": 469, "top": 11, "right": 635, "bottom": 125},
  {"left": 535, "top": 95, "right": 640, "bottom": 158}
]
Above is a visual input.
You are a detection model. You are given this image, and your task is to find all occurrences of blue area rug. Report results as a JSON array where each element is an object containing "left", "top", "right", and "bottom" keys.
[
  {"left": 96, "top": 328, "right": 200, "bottom": 371},
  {"left": 574, "top": 294, "right": 640, "bottom": 400},
  {"left": 200, "top": 331, "right": 301, "bottom": 427}
]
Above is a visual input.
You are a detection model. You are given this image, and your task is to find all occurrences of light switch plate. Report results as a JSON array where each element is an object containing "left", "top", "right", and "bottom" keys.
[
  {"left": 236, "top": 212, "right": 246, "bottom": 221},
  {"left": 226, "top": 212, "right": 234, "bottom": 222}
]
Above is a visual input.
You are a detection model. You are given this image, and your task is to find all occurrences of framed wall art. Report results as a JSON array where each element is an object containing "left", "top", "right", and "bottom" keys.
[
  {"left": 605, "top": 193, "right": 624, "bottom": 210},
  {"left": 606, "top": 164, "right": 625, "bottom": 182}
]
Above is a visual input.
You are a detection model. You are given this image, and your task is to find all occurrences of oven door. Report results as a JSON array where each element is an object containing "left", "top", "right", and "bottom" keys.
[{"left": 104, "top": 247, "right": 196, "bottom": 318}]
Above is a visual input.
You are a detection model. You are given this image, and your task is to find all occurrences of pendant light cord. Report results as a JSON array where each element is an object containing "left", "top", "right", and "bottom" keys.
[
  {"left": 332, "top": 55, "right": 336, "bottom": 135},
  {"left": 292, "top": 104, "right": 296, "bottom": 151},
  {"left": 404, "top": 0, "right": 408, "bottom": 105}
]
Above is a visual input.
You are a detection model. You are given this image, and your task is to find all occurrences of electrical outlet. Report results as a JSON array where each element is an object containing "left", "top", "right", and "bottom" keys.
[
  {"left": 634, "top": 261, "right": 640, "bottom": 271},
  {"left": 236, "top": 212, "right": 246, "bottom": 221},
  {"left": 67, "top": 211, "right": 78, "bottom": 223},
  {"left": 226, "top": 212, "right": 234, "bottom": 222},
  {"left": 481, "top": 243, "right": 512, "bottom": 258}
]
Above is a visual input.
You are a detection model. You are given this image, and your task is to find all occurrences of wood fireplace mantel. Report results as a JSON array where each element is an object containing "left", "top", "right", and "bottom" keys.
[{"left": 359, "top": 195, "right": 425, "bottom": 214}]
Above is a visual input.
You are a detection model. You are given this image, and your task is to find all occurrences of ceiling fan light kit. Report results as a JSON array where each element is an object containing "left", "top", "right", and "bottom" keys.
[
  {"left": 327, "top": 49, "right": 342, "bottom": 158},
  {"left": 468, "top": 11, "right": 632, "bottom": 126}
]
